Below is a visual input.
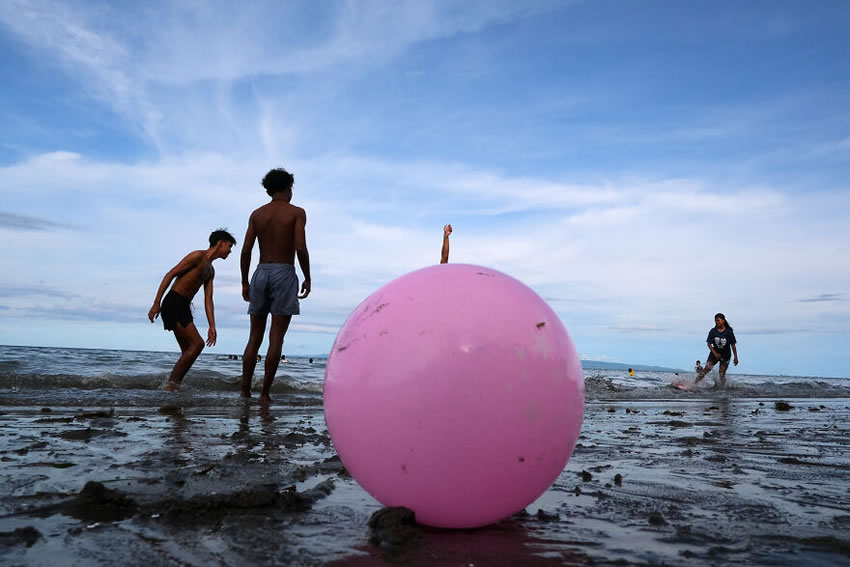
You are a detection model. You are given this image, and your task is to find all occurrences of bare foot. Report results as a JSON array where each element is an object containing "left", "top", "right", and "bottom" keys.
[
  {"left": 258, "top": 394, "right": 273, "bottom": 405},
  {"left": 240, "top": 389, "right": 252, "bottom": 398},
  {"left": 164, "top": 381, "right": 181, "bottom": 392}
]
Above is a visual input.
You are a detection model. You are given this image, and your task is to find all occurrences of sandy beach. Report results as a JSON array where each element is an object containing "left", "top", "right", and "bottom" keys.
[{"left": 1, "top": 394, "right": 849, "bottom": 566}]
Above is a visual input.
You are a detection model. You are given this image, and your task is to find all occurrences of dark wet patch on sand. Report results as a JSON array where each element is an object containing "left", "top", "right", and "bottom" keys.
[
  {"left": 648, "top": 420, "right": 693, "bottom": 428},
  {"left": 53, "top": 428, "right": 128, "bottom": 441}
]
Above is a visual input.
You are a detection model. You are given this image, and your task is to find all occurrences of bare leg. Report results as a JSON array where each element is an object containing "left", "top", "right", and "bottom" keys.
[
  {"left": 694, "top": 359, "right": 715, "bottom": 384},
  {"left": 242, "top": 314, "right": 268, "bottom": 397},
  {"left": 166, "top": 322, "right": 204, "bottom": 390},
  {"left": 260, "top": 314, "right": 292, "bottom": 404},
  {"left": 718, "top": 362, "right": 729, "bottom": 387}
]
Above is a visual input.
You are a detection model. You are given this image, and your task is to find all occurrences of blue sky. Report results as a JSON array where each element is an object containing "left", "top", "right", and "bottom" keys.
[{"left": 1, "top": 1, "right": 848, "bottom": 377}]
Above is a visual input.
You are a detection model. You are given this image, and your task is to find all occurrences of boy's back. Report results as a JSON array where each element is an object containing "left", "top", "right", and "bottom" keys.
[{"left": 251, "top": 201, "right": 305, "bottom": 265}]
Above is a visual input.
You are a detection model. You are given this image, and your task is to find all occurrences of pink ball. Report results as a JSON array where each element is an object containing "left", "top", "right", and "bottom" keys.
[{"left": 323, "top": 264, "right": 584, "bottom": 528}]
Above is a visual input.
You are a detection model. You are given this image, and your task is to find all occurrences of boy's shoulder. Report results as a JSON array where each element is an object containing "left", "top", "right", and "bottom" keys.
[
  {"left": 180, "top": 249, "right": 206, "bottom": 263},
  {"left": 253, "top": 202, "right": 306, "bottom": 216}
]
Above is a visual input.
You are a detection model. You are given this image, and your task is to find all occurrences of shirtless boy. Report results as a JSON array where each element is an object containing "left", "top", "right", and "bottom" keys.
[
  {"left": 148, "top": 229, "right": 236, "bottom": 390},
  {"left": 241, "top": 168, "right": 311, "bottom": 404}
]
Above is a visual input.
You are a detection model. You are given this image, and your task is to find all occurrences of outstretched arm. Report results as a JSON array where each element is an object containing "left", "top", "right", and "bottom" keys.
[
  {"left": 203, "top": 273, "right": 216, "bottom": 346},
  {"left": 241, "top": 215, "right": 257, "bottom": 302},
  {"left": 440, "top": 224, "right": 452, "bottom": 264},
  {"left": 148, "top": 253, "right": 199, "bottom": 322},
  {"left": 295, "top": 209, "right": 311, "bottom": 298}
]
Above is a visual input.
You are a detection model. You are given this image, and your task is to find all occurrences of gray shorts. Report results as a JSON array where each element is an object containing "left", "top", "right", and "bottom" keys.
[{"left": 248, "top": 263, "right": 300, "bottom": 317}]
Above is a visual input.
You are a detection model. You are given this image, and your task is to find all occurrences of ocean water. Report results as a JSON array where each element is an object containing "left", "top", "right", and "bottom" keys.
[
  {"left": 1, "top": 344, "right": 848, "bottom": 408},
  {"left": 0, "top": 345, "right": 325, "bottom": 408}
]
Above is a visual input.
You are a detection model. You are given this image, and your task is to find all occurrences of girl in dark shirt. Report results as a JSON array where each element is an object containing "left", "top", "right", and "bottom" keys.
[{"left": 694, "top": 313, "right": 738, "bottom": 387}]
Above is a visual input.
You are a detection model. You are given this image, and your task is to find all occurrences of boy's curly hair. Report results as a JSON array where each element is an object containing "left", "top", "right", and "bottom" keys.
[{"left": 262, "top": 168, "right": 295, "bottom": 196}]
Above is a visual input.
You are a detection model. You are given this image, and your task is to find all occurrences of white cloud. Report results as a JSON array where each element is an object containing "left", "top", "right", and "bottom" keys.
[{"left": 3, "top": 150, "right": 848, "bottom": 349}]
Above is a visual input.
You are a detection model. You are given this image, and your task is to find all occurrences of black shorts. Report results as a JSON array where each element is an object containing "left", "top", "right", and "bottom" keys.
[
  {"left": 707, "top": 350, "right": 731, "bottom": 367},
  {"left": 161, "top": 290, "right": 193, "bottom": 331}
]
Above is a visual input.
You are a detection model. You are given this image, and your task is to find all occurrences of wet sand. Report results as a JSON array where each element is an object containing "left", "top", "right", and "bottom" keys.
[{"left": 1, "top": 397, "right": 850, "bottom": 566}]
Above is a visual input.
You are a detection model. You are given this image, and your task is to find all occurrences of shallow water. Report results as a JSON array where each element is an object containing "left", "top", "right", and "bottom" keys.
[{"left": 2, "top": 345, "right": 849, "bottom": 408}]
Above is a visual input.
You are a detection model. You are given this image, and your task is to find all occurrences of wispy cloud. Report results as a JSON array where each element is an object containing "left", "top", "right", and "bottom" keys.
[
  {"left": 745, "top": 328, "right": 813, "bottom": 335},
  {"left": 0, "top": 284, "right": 77, "bottom": 299},
  {"left": 137, "top": 1, "right": 562, "bottom": 82},
  {"left": 0, "top": 0, "right": 162, "bottom": 143},
  {"left": 5, "top": 301, "right": 144, "bottom": 324},
  {"left": 612, "top": 325, "right": 672, "bottom": 334},
  {"left": 798, "top": 294, "right": 842, "bottom": 303},
  {"left": 0, "top": 1, "right": 560, "bottom": 152},
  {"left": 0, "top": 212, "right": 78, "bottom": 232}
]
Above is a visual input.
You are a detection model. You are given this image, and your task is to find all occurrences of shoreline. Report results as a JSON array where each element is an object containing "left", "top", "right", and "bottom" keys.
[
  {"left": 4, "top": 344, "right": 848, "bottom": 381},
  {"left": 2, "top": 397, "right": 850, "bottom": 565}
]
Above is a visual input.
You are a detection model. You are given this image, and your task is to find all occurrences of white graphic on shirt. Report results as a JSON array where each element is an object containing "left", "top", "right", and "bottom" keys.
[{"left": 713, "top": 337, "right": 727, "bottom": 348}]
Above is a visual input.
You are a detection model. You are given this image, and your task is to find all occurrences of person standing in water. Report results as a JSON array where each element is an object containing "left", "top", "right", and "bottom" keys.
[
  {"left": 148, "top": 229, "right": 236, "bottom": 391},
  {"left": 695, "top": 313, "right": 738, "bottom": 387},
  {"left": 240, "top": 168, "right": 311, "bottom": 404}
]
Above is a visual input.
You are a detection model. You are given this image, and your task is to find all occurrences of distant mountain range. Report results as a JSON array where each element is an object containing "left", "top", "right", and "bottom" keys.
[{"left": 580, "top": 360, "right": 685, "bottom": 373}]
